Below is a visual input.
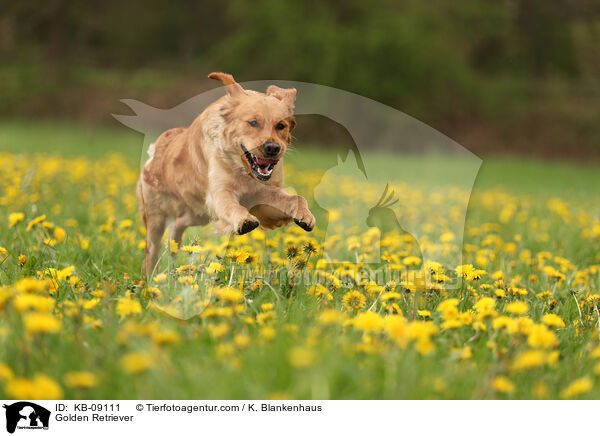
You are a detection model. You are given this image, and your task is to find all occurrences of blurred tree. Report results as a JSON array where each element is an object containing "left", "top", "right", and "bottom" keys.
[
  {"left": 516, "top": 0, "right": 578, "bottom": 75},
  {"left": 0, "top": 0, "right": 598, "bottom": 156}
]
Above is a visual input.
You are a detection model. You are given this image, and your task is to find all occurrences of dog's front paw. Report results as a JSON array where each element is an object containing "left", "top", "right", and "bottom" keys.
[
  {"left": 236, "top": 215, "right": 260, "bottom": 235},
  {"left": 294, "top": 210, "right": 315, "bottom": 232}
]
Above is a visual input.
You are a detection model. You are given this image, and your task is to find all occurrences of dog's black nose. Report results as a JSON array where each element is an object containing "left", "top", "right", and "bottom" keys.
[{"left": 262, "top": 142, "right": 281, "bottom": 157}]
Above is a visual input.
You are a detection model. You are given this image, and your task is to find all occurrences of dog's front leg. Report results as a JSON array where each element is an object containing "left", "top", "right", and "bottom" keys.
[
  {"left": 250, "top": 188, "right": 315, "bottom": 232},
  {"left": 211, "top": 190, "right": 260, "bottom": 235}
]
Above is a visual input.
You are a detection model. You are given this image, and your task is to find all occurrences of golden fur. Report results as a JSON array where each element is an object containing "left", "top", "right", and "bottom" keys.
[{"left": 137, "top": 72, "right": 315, "bottom": 274}]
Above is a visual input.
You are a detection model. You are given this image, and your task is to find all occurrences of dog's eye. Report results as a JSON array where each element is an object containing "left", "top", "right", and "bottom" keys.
[
  {"left": 276, "top": 122, "right": 286, "bottom": 130},
  {"left": 248, "top": 120, "right": 259, "bottom": 128}
]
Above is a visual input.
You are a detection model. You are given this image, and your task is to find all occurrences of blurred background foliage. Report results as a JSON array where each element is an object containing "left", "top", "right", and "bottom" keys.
[{"left": 1, "top": 0, "right": 599, "bottom": 158}]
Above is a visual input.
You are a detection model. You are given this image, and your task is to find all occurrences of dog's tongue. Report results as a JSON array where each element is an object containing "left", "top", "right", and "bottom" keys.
[{"left": 255, "top": 156, "right": 274, "bottom": 166}]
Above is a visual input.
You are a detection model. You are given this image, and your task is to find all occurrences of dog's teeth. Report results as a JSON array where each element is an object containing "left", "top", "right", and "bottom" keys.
[{"left": 243, "top": 150, "right": 277, "bottom": 180}]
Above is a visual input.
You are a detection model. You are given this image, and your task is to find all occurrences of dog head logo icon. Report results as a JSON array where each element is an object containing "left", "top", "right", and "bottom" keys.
[{"left": 3, "top": 402, "right": 51, "bottom": 433}]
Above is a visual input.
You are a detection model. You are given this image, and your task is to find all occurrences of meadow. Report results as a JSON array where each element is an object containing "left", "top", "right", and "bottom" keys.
[{"left": 0, "top": 120, "right": 599, "bottom": 399}]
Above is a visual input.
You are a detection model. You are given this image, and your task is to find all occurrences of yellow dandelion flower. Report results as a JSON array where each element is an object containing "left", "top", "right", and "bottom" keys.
[
  {"left": 151, "top": 330, "right": 181, "bottom": 345},
  {"left": 176, "top": 264, "right": 197, "bottom": 274},
  {"left": 218, "top": 287, "right": 243, "bottom": 304},
  {"left": 5, "top": 374, "right": 63, "bottom": 400},
  {"left": 318, "top": 309, "right": 346, "bottom": 325},
  {"left": 23, "top": 313, "right": 62, "bottom": 334},
  {"left": 64, "top": 371, "right": 99, "bottom": 388},
  {"left": 440, "top": 232, "right": 455, "bottom": 242},
  {"left": 455, "top": 264, "right": 474, "bottom": 277},
  {"left": 178, "top": 275, "right": 194, "bottom": 285},
  {"left": 547, "top": 350, "right": 560, "bottom": 365},
  {"left": 116, "top": 297, "right": 142, "bottom": 317},
  {"left": 142, "top": 287, "right": 162, "bottom": 299},
  {"left": 532, "top": 382, "right": 549, "bottom": 399},
  {"left": 415, "top": 338, "right": 434, "bottom": 355},
  {"left": 14, "top": 277, "right": 48, "bottom": 293},
  {"left": 560, "top": 377, "right": 592, "bottom": 399},
  {"left": 493, "top": 376, "right": 515, "bottom": 393},
  {"left": 474, "top": 297, "right": 497, "bottom": 319},
  {"left": 260, "top": 326, "right": 276, "bottom": 341},
  {"left": 512, "top": 350, "right": 547, "bottom": 371},
  {"left": 459, "top": 311, "right": 473, "bottom": 325},
  {"left": 26, "top": 214, "right": 46, "bottom": 231},
  {"left": 13, "top": 294, "right": 55, "bottom": 313},
  {"left": 506, "top": 301, "right": 529, "bottom": 315},
  {"left": 432, "top": 378, "right": 447, "bottom": 392},
  {"left": 9, "top": 212, "right": 25, "bottom": 227},
  {"left": 288, "top": 347, "right": 315, "bottom": 368},
  {"left": 381, "top": 291, "right": 401, "bottom": 301},
  {"left": 181, "top": 245, "right": 202, "bottom": 253},
  {"left": 493, "top": 316, "right": 518, "bottom": 334},
  {"left": 153, "top": 273, "right": 167, "bottom": 283},
  {"left": 541, "top": 313, "right": 565, "bottom": 328},
  {"left": 54, "top": 226, "right": 66, "bottom": 243},
  {"left": 451, "top": 346, "right": 472, "bottom": 360},
  {"left": 119, "top": 219, "right": 133, "bottom": 229},
  {"left": 403, "top": 256, "right": 421, "bottom": 266},
  {"left": 517, "top": 316, "right": 534, "bottom": 334},
  {"left": 119, "top": 352, "right": 155, "bottom": 374},
  {"left": 527, "top": 324, "right": 557, "bottom": 348},
  {"left": 234, "top": 334, "right": 250, "bottom": 349},
  {"left": 409, "top": 321, "right": 438, "bottom": 341},
  {"left": 256, "top": 311, "right": 275, "bottom": 325},
  {"left": 342, "top": 290, "right": 366, "bottom": 311},
  {"left": 0, "top": 363, "right": 14, "bottom": 381},
  {"left": 437, "top": 298, "right": 459, "bottom": 320},
  {"left": 206, "top": 262, "right": 224, "bottom": 274},
  {"left": 466, "top": 269, "right": 487, "bottom": 281},
  {"left": 82, "top": 298, "right": 100, "bottom": 310},
  {"left": 209, "top": 322, "right": 230, "bottom": 339},
  {"left": 353, "top": 311, "right": 384, "bottom": 333},
  {"left": 384, "top": 315, "right": 410, "bottom": 348},
  {"left": 441, "top": 319, "right": 463, "bottom": 329},
  {"left": 308, "top": 284, "right": 333, "bottom": 301},
  {"left": 215, "top": 343, "right": 235, "bottom": 361},
  {"left": 261, "top": 303, "right": 274, "bottom": 312}
]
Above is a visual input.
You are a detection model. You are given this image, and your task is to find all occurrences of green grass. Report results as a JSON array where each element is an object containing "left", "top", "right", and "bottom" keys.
[
  {"left": 0, "top": 121, "right": 599, "bottom": 399},
  {"left": 0, "top": 120, "right": 142, "bottom": 162},
  {"left": 2, "top": 120, "right": 598, "bottom": 195}
]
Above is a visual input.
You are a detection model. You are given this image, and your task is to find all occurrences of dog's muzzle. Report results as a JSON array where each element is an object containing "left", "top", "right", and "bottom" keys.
[{"left": 241, "top": 144, "right": 279, "bottom": 181}]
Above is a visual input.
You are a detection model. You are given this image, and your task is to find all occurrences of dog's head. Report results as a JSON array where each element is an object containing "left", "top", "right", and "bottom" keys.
[{"left": 208, "top": 72, "right": 296, "bottom": 182}]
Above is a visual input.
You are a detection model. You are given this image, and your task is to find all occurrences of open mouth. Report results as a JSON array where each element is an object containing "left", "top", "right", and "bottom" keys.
[{"left": 241, "top": 144, "right": 278, "bottom": 181}]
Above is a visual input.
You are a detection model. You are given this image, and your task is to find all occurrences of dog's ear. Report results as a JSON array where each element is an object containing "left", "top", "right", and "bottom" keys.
[
  {"left": 267, "top": 85, "right": 297, "bottom": 109},
  {"left": 208, "top": 72, "right": 246, "bottom": 99}
]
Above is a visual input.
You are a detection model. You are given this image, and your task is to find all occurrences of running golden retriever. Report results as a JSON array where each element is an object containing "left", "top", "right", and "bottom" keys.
[{"left": 137, "top": 72, "right": 315, "bottom": 274}]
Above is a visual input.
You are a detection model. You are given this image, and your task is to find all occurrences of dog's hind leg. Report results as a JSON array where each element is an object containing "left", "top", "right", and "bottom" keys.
[
  {"left": 169, "top": 212, "right": 193, "bottom": 256},
  {"left": 143, "top": 213, "right": 167, "bottom": 276},
  {"left": 169, "top": 211, "right": 209, "bottom": 256},
  {"left": 136, "top": 179, "right": 147, "bottom": 227}
]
